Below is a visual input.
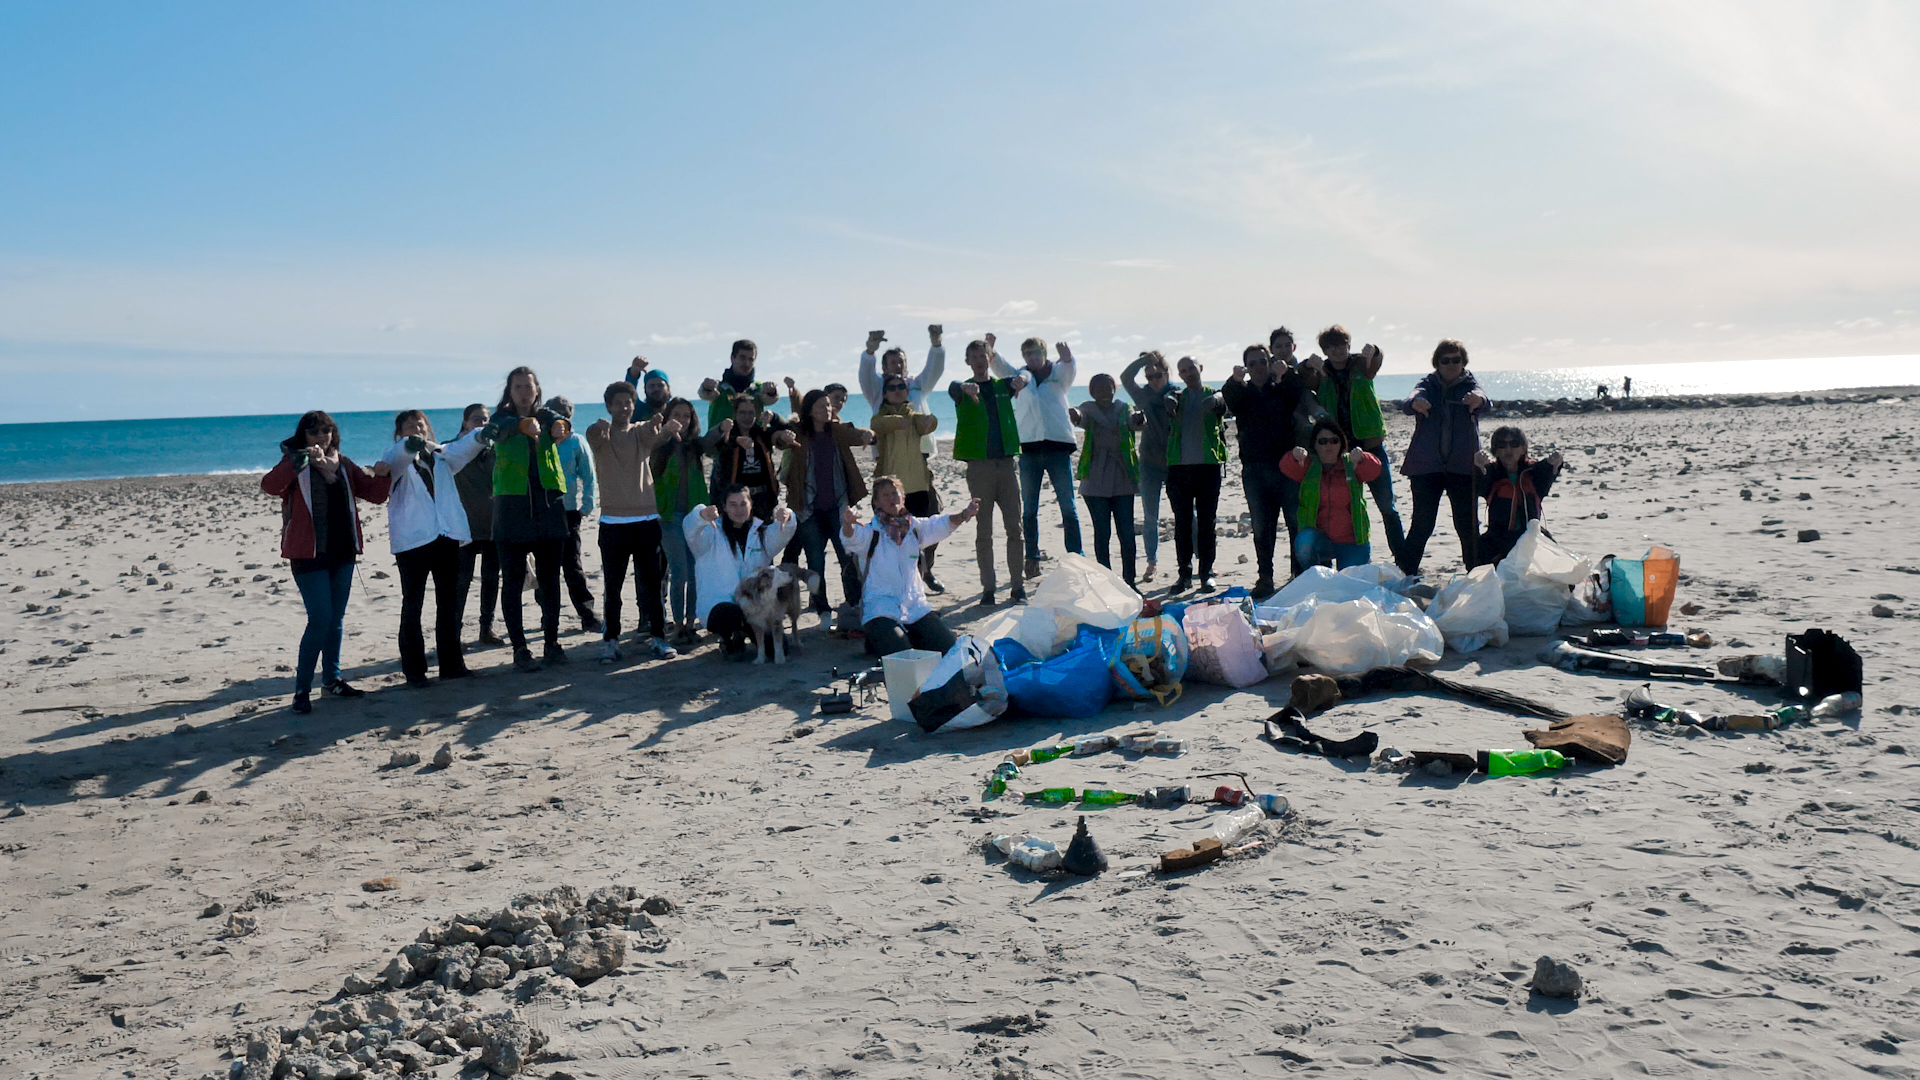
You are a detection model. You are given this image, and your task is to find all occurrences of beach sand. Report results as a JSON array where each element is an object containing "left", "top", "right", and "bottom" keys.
[{"left": 2, "top": 397, "right": 1918, "bottom": 1078}]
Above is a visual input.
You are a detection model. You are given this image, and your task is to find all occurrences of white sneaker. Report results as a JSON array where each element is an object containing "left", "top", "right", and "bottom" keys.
[
  {"left": 647, "top": 637, "right": 678, "bottom": 661},
  {"left": 598, "top": 640, "right": 622, "bottom": 664}
]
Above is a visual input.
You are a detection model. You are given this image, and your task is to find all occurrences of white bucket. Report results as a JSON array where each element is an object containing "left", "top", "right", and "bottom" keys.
[{"left": 882, "top": 649, "right": 943, "bottom": 721}]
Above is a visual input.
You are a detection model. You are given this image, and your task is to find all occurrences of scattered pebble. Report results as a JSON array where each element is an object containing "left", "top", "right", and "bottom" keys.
[
  {"left": 189, "top": 790, "right": 211, "bottom": 804},
  {"left": 1872, "top": 604, "right": 1895, "bottom": 618},
  {"left": 362, "top": 876, "right": 402, "bottom": 893},
  {"left": 1797, "top": 529, "right": 1821, "bottom": 543},
  {"left": 432, "top": 743, "right": 455, "bottom": 770},
  {"left": 387, "top": 750, "right": 421, "bottom": 770}
]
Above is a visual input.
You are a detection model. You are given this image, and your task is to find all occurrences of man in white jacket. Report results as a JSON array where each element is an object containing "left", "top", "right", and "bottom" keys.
[{"left": 992, "top": 337, "right": 1083, "bottom": 580}]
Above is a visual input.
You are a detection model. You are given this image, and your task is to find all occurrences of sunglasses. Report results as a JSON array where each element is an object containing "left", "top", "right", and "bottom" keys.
[
  {"left": 1437, "top": 356, "right": 1465, "bottom": 366},
  {"left": 1314, "top": 437, "right": 1344, "bottom": 446},
  {"left": 884, "top": 383, "right": 909, "bottom": 393},
  {"left": 1493, "top": 441, "right": 1525, "bottom": 449}
]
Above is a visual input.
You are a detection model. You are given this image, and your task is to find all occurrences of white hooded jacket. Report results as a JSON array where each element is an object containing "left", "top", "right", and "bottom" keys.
[{"left": 684, "top": 507, "right": 798, "bottom": 625}]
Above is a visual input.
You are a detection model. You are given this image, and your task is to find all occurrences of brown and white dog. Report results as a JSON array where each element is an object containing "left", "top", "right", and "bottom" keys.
[{"left": 733, "top": 562, "right": 819, "bottom": 664}]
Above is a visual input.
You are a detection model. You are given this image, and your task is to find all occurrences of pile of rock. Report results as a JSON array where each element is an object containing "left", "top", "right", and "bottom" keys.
[{"left": 212, "top": 884, "right": 673, "bottom": 1079}]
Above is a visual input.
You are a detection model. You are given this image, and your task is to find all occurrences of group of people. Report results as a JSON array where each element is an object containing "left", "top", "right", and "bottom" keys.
[{"left": 262, "top": 325, "right": 1566, "bottom": 714}]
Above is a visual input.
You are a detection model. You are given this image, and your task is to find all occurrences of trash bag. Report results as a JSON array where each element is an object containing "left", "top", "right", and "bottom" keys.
[
  {"left": 912, "top": 636, "right": 1010, "bottom": 734},
  {"left": 1182, "top": 602, "right": 1269, "bottom": 688},
  {"left": 1006, "top": 553, "right": 1142, "bottom": 658},
  {"left": 1266, "top": 565, "right": 1400, "bottom": 610},
  {"left": 1562, "top": 557, "right": 1613, "bottom": 626},
  {"left": 1262, "top": 595, "right": 1443, "bottom": 676},
  {"left": 1427, "top": 565, "right": 1509, "bottom": 653},
  {"left": 1496, "top": 521, "right": 1594, "bottom": 636},
  {"left": 1111, "top": 614, "right": 1189, "bottom": 705},
  {"left": 994, "top": 625, "right": 1119, "bottom": 719},
  {"left": 1609, "top": 546, "right": 1679, "bottom": 627}
]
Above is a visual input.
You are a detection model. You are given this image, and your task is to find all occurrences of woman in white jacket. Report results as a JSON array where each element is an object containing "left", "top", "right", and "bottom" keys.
[
  {"left": 843, "top": 475, "right": 978, "bottom": 658},
  {"left": 684, "top": 484, "right": 796, "bottom": 660},
  {"left": 380, "top": 410, "right": 487, "bottom": 685}
]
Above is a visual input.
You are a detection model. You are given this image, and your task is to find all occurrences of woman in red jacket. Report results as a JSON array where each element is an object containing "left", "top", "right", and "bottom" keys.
[
  {"left": 260, "top": 410, "right": 392, "bottom": 714},
  {"left": 1279, "top": 417, "right": 1383, "bottom": 572}
]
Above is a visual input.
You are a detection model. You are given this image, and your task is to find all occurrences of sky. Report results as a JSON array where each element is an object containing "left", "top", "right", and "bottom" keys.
[{"left": 2, "top": 1, "right": 1917, "bottom": 424}]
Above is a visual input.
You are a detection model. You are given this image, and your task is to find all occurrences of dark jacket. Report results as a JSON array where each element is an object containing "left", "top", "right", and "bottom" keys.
[
  {"left": 1221, "top": 370, "right": 1313, "bottom": 466},
  {"left": 454, "top": 445, "right": 495, "bottom": 542},
  {"left": 1402, "top": 372, "right": 1489, "bottom": 476},
  {"left": 1476, "top": 458, "right": 1560, "bottom": 533}
]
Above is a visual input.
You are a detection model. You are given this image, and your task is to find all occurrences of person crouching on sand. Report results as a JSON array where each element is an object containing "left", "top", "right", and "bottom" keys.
[
  {"left": 378, "top": 408, "right": 487, "bottom": 687},
  {"left": 685, "top": 484, "right": 796, "bottom": 660},
  {"left": 1281, "top": 417, "right": 1383, "bottom": 571},
  {"left": 1474, "top": 425, "right": 1564, "bottom": 566},
  {"left": 261, "top": 410, "right": 391, "bottom": 714},
  {"left": 843, "top": 475, "right": 978, "bottom": 658}
]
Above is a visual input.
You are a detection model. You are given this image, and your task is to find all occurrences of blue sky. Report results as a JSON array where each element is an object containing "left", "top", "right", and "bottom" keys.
[{"left": 2, "top": 1, "right": 1916, "bottom": 423}]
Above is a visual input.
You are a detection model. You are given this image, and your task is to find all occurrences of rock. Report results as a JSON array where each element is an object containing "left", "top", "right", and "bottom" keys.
[
  {"left": 5, "top": 803, "right": 25, "bottom": 818},
  {"left": 398, "top": 943, "right": 440, "bottom": 978},
  {"left": 281, "top": 1051, "right": 331, "bottom": 1080},
  {"left": 341, "top": 972, "right": 381, "bottom": 996},
  {"left": 431, "top": 743, "right": 455, "bottom": 769},
  {"left": 435, "top": 943, "right": 480, "bottom": 990},
  {"left": 1797, "top": 529, "right": 1820, "bottom": 543},
  {"left": 383, "top": 1039, "right": 435, "bottom": 1073},
  {"left": 189, "top": 789, "right": 211, "bottom": 804},
  {"left": 481, "top": 1017, "right": 534, "bottom": 1076},
  {"left": 238, "top": 1034, "right": 281, "bottom": 1080},
  {"left": 223, "top": 913, "right": 258, "bottom": 938},
  {"left": 362, "top": 876, "right": 401, "bottom": 893},
  {"left": 639, "top": 896, "right": 675, "bottom": 916},
  {"left": 387, "top": 750, "right": 421, "bottom": 769},
  {"left": 552, "top": 928, "right": 625, "bottom": 985},
  {"left": 1530, "top": 955, "right": 1583, "bottom": 998},
  {"left": 201, "top": 902, "right": 224, "bottom": 918},
  {"left": 1739, "top": 488, "right": 1752, "bottom": 500},
  {"left": 468, "top": 956, "right": 512, "bottom": 990},
  {"left": 173, "top": 722, "right": 195, "bottom": 735},
  {"left": 379, "top": 954, "right": 414, "bottom": 990},
  {"left": 1872, "top": 604, "right": 1895, "bottom": 618},
  {"left": 625, "top": 911, "right": 655, "bottom": 931}
]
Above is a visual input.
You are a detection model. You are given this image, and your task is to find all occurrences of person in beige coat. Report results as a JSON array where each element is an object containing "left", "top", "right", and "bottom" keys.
[
  {"left": 869, "top": 374, "right": 945, "bottom": 592},
  {"left": 584, "top": 381, "right": 683, "bottom": 663}
]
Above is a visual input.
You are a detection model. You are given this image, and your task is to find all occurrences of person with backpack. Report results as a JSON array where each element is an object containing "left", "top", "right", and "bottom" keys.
[{"left": 843, "top": 476, "right": 979, "bottom": 657}]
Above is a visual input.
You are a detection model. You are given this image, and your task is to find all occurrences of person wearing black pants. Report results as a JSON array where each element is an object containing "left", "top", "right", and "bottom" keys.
[
  {"left": 1162, "top": 355, "right": 1229, "bottom": 593},
  {"left": 599, "top": 519, "right": 668, "bottom": 645},
  {"left": 452, "top": 403, "right": 504, "bottom": 647},
  {"left": 396, "top": 536, "right": 466, "bottom": 681},
  {"left": 1221, "top": 336, "right": 1316, "bottom": 597},
  {"left": 1397, "top": 339, "right": 1490, "bottom": 575},
  {"left": 1404, "top": 473, "right": 1478, "bottom": 570},
  {"left": 378, "top": 409, "right": 490, "bottom": 685},
  {"left": 1165, "top": 462, "right": 1222, "bottom": 589},
  {"left": 482, "top": 366, "right": 575, "bottom": 671}
]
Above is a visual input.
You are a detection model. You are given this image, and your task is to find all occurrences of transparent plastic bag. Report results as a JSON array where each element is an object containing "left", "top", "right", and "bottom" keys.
[
  {"left": 1428, "top": 565, "right": 1509, "bottom": 653},
  {"left": 1181, "top": 603, "right": 1269, "bottom": 688},
  {"left": 1496, "top": 521, "right": 1594, "bottom": 636},
  {"left": 1263, "top": 595, "right": 1443, "bottom": 675},
  {"left": 1012, "top": 553, "right": 1142, "bottom": 658}
]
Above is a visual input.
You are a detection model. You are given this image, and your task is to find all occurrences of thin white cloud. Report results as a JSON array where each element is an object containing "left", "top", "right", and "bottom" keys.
[{"left": 995, "top": 300, "right": 1038, "bottom": 318}]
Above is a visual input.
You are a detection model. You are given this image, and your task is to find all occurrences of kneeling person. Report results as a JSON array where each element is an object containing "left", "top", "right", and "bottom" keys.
[
  {"left": 685, "top": 485, "right": 796, "bottom": 660},
  {"left": 844, "top": 475, "right": 979, "bottom": 658}
]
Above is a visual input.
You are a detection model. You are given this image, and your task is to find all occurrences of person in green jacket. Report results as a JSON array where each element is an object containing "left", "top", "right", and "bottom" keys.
[
  {"left": 1070, "top": 373, "right": 1145, "bottom": 587},
  {"left": 948, "top": 334, "right": 1029, "bottom": 606},
  {"left": 1304, "top": 324, "right": 1405, "bottom": 566},
  {"left": 1164, "top": 355, "right": 1227, "bottom": 594},
  {"left": 479, "top": 366, "right": 573, "bottom": 672}
]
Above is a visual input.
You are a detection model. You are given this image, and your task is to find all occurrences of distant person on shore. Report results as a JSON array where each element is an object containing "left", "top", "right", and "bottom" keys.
[
  {"left": 950, "top": 337, "right": 1029, "bottom": 606},
  {"left": 773, "top": 388, "right": 874, "bottom": 630},
  {"left": 1474, "top": 425, "right": 1565, "bottom": 566},
  {"left": 378, "top": 409, "right": 487, "bottom": 686},
  {"left": 993, "top": 336, "right": 1082, "bottom": 580},
  {"left": 685, "top": 485, "right": 796, "bottom": 660},
  {"left": 261, "top": 410, "right": 391, "bottom": 714},
  {"left": 1306, "top": 325, "right": 1405, "bottom": 573},
  {"left": 1623, "top": 376, "right": 1633, "bottom": 400},
  {"left": 1070, "top": 373, "right": 1145, "bottom": 588},
  {"left": 1596, "top": 383, "right": 1611, "bottom": 401},
  {"left": 649, "top": 397, "right": 708, "bottom": 646},
  {"left": 869, "top": 373, "right": 944, "bottom": 591},
  {"left": 1165, "top": 355, "right": 1228, "bottom": 594},
  {"left": 1223, "top": 336, "right": 1315, "bottom": 598},
  {"left": 698, "top": 338, "right": 783, "bottom": 429},
  {"left": 544, "top": 396, "right": 603, "bottom": 636},
  {"left": 704, "top": 392, "right": 786, "bottom": 522},
  {"left": 584, "top": 382, "right": 682, "bottom": 663},
  {"left": 843, "top": 476, "right": 978, "bottom": 657},
  {"left": 1120, "top": 350, "right": 1178, "bottom": 583},
  {"left": 1281, "top": 418, "right": 1382, "bottom": 570},
  {"left": 452, "top": 403, "right": 504, "bottom": 649},
  {"left": 1397, "top": 340, "right": 1489, "bottom": 576},
  {"left": 622, "top": 355, "right": 673, "bottom": 421},
  {"left": 480, "top": 367, "right": 572, "bottom": 671}
]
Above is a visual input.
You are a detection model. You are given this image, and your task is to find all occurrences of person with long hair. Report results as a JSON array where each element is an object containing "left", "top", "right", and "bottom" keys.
[
  {"left": 868, "top": 372, "right": 943, "bottom": 590},
  {"left": 843, "top": 475, "right": 979, "bottom": 657},
  {"left": 260, "top": 410, "right": 391, "bottom": 713},
  {"left": 1398, "top": 340, "right": 1490, "bottom": 576},
  {"left": 1280, "top": 417, "right": 1383, "bottom": 570},
  {"left": 585, "top": 381, "right": 683, "bottom": 663},
  {"left": 451, "top": 403, "right": 504, "bottom": 648},
  {"left": 703, "top": 391, "right": 784, "bottom": 522},
  {"left": 773, "top": 387, "right": 874, "bottom": 628},
  {"left": 478, "top": 366, "right": 573, "bottom": 671},
  {"left": 1306, "top": 324, "right": 1406, "bottom": 570},
  {"left": 650, "top": 396, "right": 708, "bottom": 645},
  {"left": 1474, "top": 425, "right": 1565, "bottom": 566},
  {"left": 378, "top": 409, "right": 488, "bottom": 685},
  {"left": 684, "top": 484, "right": 796, "bottom": 660},
  {"left": 1164, "top": 355, "right": 1228, "bottom": 594}
]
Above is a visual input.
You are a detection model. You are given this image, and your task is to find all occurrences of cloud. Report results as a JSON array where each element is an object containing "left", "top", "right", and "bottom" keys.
[
  {"left": 1107, "top": 258, "right": 1175, "bottom": 270},
  {"left": 643, "top": 322, "right": 717, "bottom": 346},
  {"left": 995, "top": 300, "right": 1038, "bottom": 318},
  {"left": 797, "top": 217, "right": 993, "bottom": 259}
]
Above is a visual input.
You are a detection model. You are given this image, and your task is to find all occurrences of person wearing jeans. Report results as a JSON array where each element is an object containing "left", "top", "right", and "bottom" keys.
[
  {"left": 1306, "top": 325, "right": 1406, "bottom": 569},
  {"left": 993, "top": 336, "right": 1081, "bottom": 579},
  {"left": 950, "top": 338, "right": 1029, "bottom": 605},
  {"left": 586, "top": 381, "right": 682, "bottom": 662},
  {"left": 649, "top": 397, "right": 707, "bottom": 645},
  {"left": 1163, "top": 355, "right": 1228, "bottom": 594},
  {"left": 1222, "top": 336, "right": 1317, "bottom": 597},
  {"left": 1398, "top": 339, "right": 1490, "bottom": 575},
  {"left": 1120, "top": 351, "right": 1177, "bottom": 583},
  {"left": 260, "top": 409, "right": 391, "bottom": 714},
  {"left": 775, "top": 388, "right": 873, "bottom": 628},
  {"left": 1070, "top": 374, "right": 1143, "bottom": 587},
  {"left": 377, "top": 409, "right": 487, "bottom": 686},
  {"left": 1282, "top": 418, "right": 1382, "bottom": 571}
]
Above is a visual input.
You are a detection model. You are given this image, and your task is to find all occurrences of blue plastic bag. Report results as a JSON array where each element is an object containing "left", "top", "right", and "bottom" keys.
[{"left": 993, "top": 626, "right": 1119, "bottom": 719}]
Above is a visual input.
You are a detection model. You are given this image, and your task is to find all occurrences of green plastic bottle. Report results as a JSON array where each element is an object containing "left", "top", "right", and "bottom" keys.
[
  {"left": 1024, "top": 787, "right": 1078, "bottom": 804},
  {"left": 1480, "top": 749, "right": 1567, "bottom": 776},
  {"left": 1080, "top": 788, "right": 1138, "bottom": 806},
  {"left": 1028, "top": 744, "right": 1075, "bottom": 764}
]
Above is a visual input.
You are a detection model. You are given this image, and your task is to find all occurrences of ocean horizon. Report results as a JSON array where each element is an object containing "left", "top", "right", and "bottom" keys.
[{"left": 3, "top": 353, "right": 1914, "bottom": 485}]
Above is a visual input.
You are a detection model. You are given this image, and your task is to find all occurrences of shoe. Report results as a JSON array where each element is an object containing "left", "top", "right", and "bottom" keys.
[
  {"left": 291, "top": 692, "right": 312, "bottom": 715},
  {"left": 1201, "top": 575, "right": 1217, "bottom": 592},
  {"left": 1251, "top": 577, "right": 1276, "bottom": 602},
  {"left": 512, "top": 648, "right": 540, "bottom": 673},
  {"left": 648, "top": 637, "right": 678, "bottom": 661},
  {"left": 1024, "top": 558, "right": 1041, "bottom": 581},
  {"left": 439, "top": 667, "right": 475, "bottom": 681},
  {"left": 672, "top": 628, "right": 699, "bottom": 648},
  {"left": 404, "top": 675, "right": 432, "bottom": 689},
  {"left": 580, "top": 614, "right": 605, "bottom": 635},
  {"left": 598, "top": 640, "right": 622, "bottom": 664},
  {"left": 1142, "top": 562, "right": 1157, "bottom": 582},
  {"left": 543, "top": 642, "right": 569, "bottom": 666},
  {"left": 923, "top": 573, "right": 946, "bottom": 595},
  {"left": 1009, "top": 587, "right": 1028, "bottom": 605},
  {"left": 833, "top": 606, "right": 861, "bottom": 635},
  {"left": 979, "top": 589, "right": 997, "bottom": 607},
  {"left": 477, "top": 628, "right": 505, "bottom": 648},
  {"left": 1171, "top": 575, "right": 1192, "bottom": 594},
  {"left": 323, "top": 679, "right": 364, "bottom": 698}
]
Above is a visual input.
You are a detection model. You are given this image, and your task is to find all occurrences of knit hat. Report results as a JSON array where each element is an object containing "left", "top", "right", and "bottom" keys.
[{"left": 642, "top": 369, "right": 669, "bottom": 386}]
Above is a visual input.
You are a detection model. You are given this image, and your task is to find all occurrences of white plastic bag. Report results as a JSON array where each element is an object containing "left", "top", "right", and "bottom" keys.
[
  {"left": 912, "top": 636, "right": 1009, "bottom": 733},
  {"left": 1561, "top": 557, "right": 1613, "bottom": 626},
  {"left": 1427, "top": 565, "right": 1509, "bottom": 653},
  {"left": 1262, "top": 595, "right": 1443, "bottom": 675},
  {"left": 1181, "top": 603, "right": 1269, "bottom": 688},
  {"left": 1496, "top": 521, "right": 1594, "bottom": 637},
  {"left": 1011, "top": 552, "right": 1142, "bottom": 658}
]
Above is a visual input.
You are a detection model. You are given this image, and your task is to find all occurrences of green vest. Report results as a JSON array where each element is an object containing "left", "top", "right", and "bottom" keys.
[
  {"left": 1297, "top": 458, "right": 1370, "bottom": 545},
  {"left": 655, "top": 446, "right": 708, "bottom": 522},
  {"left": 1077, "top": 404, "right": 1139, "bottom": 482},
  {"left": 952, "top": 380, "right": 1021, "bottom": 461},
  {"left": 707, "top": 382, "right": 775, "bottom": 431},
  {"left": 1317, "top": 368, "right": 1385, "bottom": 441},
  {"left": 1164, "top": 388, "right": 1228, "bottom": 465},
  {"left": 490, "top": 415, "right": 567, "bottom": 497}
]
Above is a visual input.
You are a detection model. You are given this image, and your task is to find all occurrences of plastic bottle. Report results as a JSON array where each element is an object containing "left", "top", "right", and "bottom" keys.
[
  {"left": 1143, "top": 737, "right": 1188, "bottom": 756},
  {"left": 1071, "top": 735, "right": 1119, "bottom": 756},
  {"left": 1480, "top": 748, "right": 1568, "bottom": 776},
  {"left": 993, "top": 833, "right": 1064, "bottom": 871},
  {"left": 1210, "top": 802, "right": 1266, "bottom": 844},
  {"left": 1141, "top": 785, "right": 1190, "bottom": 808},
  {"left": 1081, "top": 788, "right": 1137, "bottom": 806},
  {"left": 1028, "top": 744, "right": 1075, "bottom": 764},
  {"left": 1811, "top": 691, "right": 1862, "bottom": 718},
  {"left": 1771, "top": 704, "right": 1809, "bottom": 724},
  {"left": 1023, "top": 787, "right": 1077, "bottom": 804},
  {"left": 1254, "top": 792, "right": 1292, "bottom": 817}
]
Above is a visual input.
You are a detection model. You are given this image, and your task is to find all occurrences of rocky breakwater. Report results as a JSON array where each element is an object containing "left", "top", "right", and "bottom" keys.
[
  {"left": 210, "top": 883, "right": 676, "bottom": 1079},
  {"left": 1469, "top": 388, "right": 1919, "bottom": 420}
]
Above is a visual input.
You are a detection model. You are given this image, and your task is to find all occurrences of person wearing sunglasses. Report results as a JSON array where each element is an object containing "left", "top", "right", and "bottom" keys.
[
  {"left": 1280, "top": 418, "right": 1383, "bottom": 570},
  {"left": 869, "top": 373, "right": 944, "bottom": 590},
  {"left": 1474, "top": 426, "right": 1565, "bottom": 566},
  {"left": 1398, "top": 339, "right": 1490, "bottom": 576},
  {"left": 858, "top": 326, "right": 949, "bottom": 589},
  {"left": 1120, "top": 350, "right": 1178, "bottom": 582},
  {"left": 1304, "top": 324, "right": 1406, "bottom": 569}
]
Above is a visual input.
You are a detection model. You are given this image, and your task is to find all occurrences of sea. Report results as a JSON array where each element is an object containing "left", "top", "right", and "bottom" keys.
[{"left": 2, "top": 354, "right": 1913, "bottom": 485}]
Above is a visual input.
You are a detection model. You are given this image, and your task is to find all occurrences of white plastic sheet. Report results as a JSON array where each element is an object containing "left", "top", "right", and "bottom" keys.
[
  {"left": 1001, "top": 552, "right": 1142, "bottom": 658},
  {"left": 1427, "top": 565, "right": 1509, "bottom": 653},
  {"left": 1260, "top": 595, "right": 1443, "bottom": 675},
  {"left": 1181, "top": 603, "right": 1269, "bottom": 688},
  {"left": 1496, "top": 521, "right": 1596, "bottom": 636}
]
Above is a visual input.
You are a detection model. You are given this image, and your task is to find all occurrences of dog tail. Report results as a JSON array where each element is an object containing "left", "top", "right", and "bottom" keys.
[{"left": 779, "top": 562, "right": 822, "bottom": 596}]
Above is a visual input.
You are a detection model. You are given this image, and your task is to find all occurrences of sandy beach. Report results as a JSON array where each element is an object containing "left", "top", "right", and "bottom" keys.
[{"left": 3, "top": 395, "right": 1918, "bottom": 1079}]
